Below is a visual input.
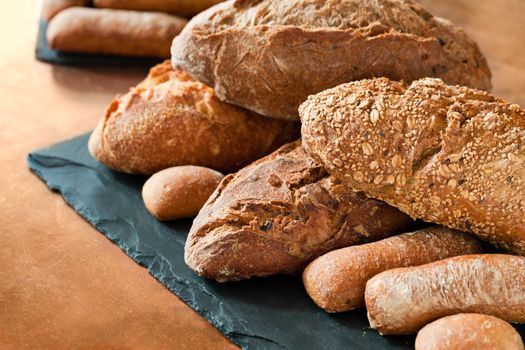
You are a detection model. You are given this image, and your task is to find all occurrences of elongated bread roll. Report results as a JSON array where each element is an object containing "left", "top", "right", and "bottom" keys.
[
  {"left": 172, "top": 0, "right": 491, "bottom": 120},
  {"left": 186, "top": 142, "right": 413, "bottom": 281},
  {"left": 42, "top": 0, "right": 88, "bottom": 21},
  {"left": 415, "top": 314, "right": 524, "bottom": 350},
  {"left": 300, "top": 77, "right": 525, "bottom": 254},
  {"left": 93, "top": 0, "right": 223, "bottom": 17},
  {"left": 47, "top": 7, "right": 187, "bottom": 58},
  {"left": 365, "top": 254, "right": 525, "bottom": 335},
  {"left": 303, "top": 227, "right": 481, "bottom": 312},
  {"left": 89, "top": 61, "right": 299, "bottom": 174}
]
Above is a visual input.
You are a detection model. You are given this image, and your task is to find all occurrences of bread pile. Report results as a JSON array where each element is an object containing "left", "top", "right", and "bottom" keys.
[
  {"left": 88, "top": 0, "right": 525, "bottom": 347},
  {"left": 42, "top": 0, "right": 223, "bottom": 57}
]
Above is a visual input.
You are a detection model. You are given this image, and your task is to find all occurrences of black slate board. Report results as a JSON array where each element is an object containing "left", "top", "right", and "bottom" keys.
[
  {"left": 36, "top": 19, "right": 164, "bottom": 67},
  {"left": 28, "top": 133, "right": 525, "bottom": 350}
]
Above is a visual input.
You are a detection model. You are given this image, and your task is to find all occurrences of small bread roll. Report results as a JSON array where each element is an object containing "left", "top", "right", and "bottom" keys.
[
  {"left": 93, "top": 0, "right": 223, "bottom": 17},
  {"left": 415, "top": 314, "right": 524, "bottom": 350},
  {"left": 142, "top": 166, "right": 224, "bottom": 221},
  {"left": 42, "top": 0, "right": 88, "bottom": 21}
]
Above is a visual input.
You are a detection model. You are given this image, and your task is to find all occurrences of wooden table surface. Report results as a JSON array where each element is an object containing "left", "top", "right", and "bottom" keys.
[{"left": 0, "top": 1, "right": 523, "bottom": 349}]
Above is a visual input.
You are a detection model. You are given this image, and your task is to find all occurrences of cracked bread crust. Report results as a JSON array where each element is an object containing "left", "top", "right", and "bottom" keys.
[
  {"left": 185, "top": 141, "right": 413, "bottom": 281},
  {"left": 171, "top": 0, "right": 491, "bottom": 120},
  {"left": 300, "top": 77, "right": 525, "bottom": 254},
  {"left": 88, "top": 61, "right": 299, "bottom": 174}
]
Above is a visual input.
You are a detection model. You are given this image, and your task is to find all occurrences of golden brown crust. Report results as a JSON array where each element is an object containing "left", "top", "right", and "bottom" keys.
[
  {"left": 415, "top": 314, "right": 524, "bottom": 350},
  {"left": 302, "top": 226, "right": 481, "bottom": 313},
  {"left": 93, "top": 0, "right": 223, "bottom": 17},
  {"left": 171, "top": 0, "right": 491, "bottom": 120},
  {"left": 47, "top": 7, "right": 187, "bottom": 58},
  {"left": 88, "top": 61, "right": 299, "bottom": 174},
  {"left": 365, "top": 254, "right": 525, "bottom": 335},
  {"left": 300, "top": 77, "right": 525, "bottom": 254},
  {"left": 186, "top": 142, "right": 414, "bottom": 281},
  {"left": 142, "top": 166, "right": 224, "bottom": 221},
  {"left": 41, "top": 0, "right": 88, "bottom": 21}
]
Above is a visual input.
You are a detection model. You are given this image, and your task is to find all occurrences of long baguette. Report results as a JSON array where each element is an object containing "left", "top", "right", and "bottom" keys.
[
  {"left": 302, "top": 227, "right": 481, "bottom": 312},
  {"left": 365, "top": 254, "right": 525, "bottom": 335}
]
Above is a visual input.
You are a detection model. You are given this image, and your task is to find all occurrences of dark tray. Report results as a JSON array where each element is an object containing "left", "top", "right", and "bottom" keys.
[
  {"left": 27, "top": 133, "right": 525, "bottom": 349},
  {"left": 36, "top": 18, "right": 164, "bottom": 67}
]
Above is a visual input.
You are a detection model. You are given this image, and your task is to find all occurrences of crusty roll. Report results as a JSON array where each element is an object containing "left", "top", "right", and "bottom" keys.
[
  {"left": 365, "top": 254, "right": 525, "bottom": 335},
  {"left": 415, "top": 314, "right": 524, "bottom": 350},
  {"left": 93, "top": 0, "right": 223, "bottom": 17},
  {"left": 171, "top": 0, "right": 491, "bottom": 120},
  {"left": 41, "top": 0, "right": 88, "bottom": 21},
  {"left": 300, "top": 77, "right": 525, "bottom": 254},
  {"left": 186, "top": 141, "right": 414, "bottom": 282},
  {"left": 47, "top": 7, "right": 187, "bottom": 58},
  {"left": 89, "top": 61, "right": 299, "bottom": 174},
  {"left": 303, "top": 227, "right": 481, "bottom": 313},
  {"left": 142, "top": 166, "right": 224, "bottom": 221}
]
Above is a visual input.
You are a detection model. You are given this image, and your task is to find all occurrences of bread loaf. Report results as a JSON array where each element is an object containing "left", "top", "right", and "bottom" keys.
[
  {"left": 89, "top": 61, "right": 299, "bottom": 174},
  {"left": 302, "top": 227, "right": 481, "bottom": 313},
  {"left": 47, "top": 7, "right": 187, "bottom": 58},
  {"left": 186, "top": 141, "right": 413, "bottom": 281},
  {"left": 142, "top": 166, "right": 224, "bottom": 221},
  {"left": 415, "top": 314, "right": 524, "bottom": 350},
  {"left": 42, "top": 0, "right": 88, "bottom": 21},
  {"left": 300, "top": 77, "right": 525, "bottom": 254},
  {"left": 93, "top": 0, "right": 223, "bottom": 17},
  {"left": 171, "top": 0, "right": 491, "bottom": 120},
  {"left": 365, "top": 254, "right": 525, "bottom": 335}
]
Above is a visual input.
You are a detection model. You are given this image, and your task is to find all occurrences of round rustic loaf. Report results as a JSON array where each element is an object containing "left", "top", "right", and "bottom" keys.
[
  {"left": 143, "top": 166, "right": 224, "bottom": 221},
  {"left": 172, "top": 0, "right": 491, "bottom": 120}
]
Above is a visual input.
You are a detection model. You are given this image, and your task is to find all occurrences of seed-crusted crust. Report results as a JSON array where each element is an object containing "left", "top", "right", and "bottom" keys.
[
  {"left": 93, "top": 0, "right": 223, "bottom": 17},
  {"left": 365, "top": 254, "right": 525, "bottom": 335},
  {"left": 302, "top": 226, "right": 481, "bottom": 313},
  {"left": 88, "top": 61, "right": 299, "bottom": 175},
  {"left": 300, "top": 77, "right": 525, "bottom": 254},
  {"left": 171, "top": 0, "right": 491, "bottom": 120},
  {"left": 185, "top": 141, "right": 413, "bottom": 282}
]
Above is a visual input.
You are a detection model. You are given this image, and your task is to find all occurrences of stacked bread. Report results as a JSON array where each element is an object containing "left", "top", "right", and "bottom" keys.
[
  {"left": 88, "top": 0, "right": 525, "bottom": 347},
  {"left": 42, "top": 0, "right": 223, "bottom": 57}
]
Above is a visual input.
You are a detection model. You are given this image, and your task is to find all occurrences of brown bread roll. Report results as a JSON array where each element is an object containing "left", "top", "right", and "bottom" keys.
[
  {"left": 89, "top": 61, "right": 299, "bottom": 175},
  {"left": 47, "top": 7, "right": 187, "bottom": 58},
  {"left": 300, "top": 77, "right": 525, "bottom": 254},
  {"left": 42, "top": 0, "right": 88, "bottom": 21},
  {"left": 93, "top": 0, "right": 223, "bottom": 17},
  {"left": 415, "top": 314, "right": 524, "bottom": 350},
  {"left": 186, "top": 141, "right": 414, "bottom": 282},
  {"left": 171, "top": 0, "right": 491, "bottom": 120},
  {"left": 302, "top": 227, "right": 481, "bottom": 313},
  {"left": 142, "top": 166, "right": 224, "bottom": 221},
  {"left": 365, "top": 254, "right": 525, "bottom": 335}
]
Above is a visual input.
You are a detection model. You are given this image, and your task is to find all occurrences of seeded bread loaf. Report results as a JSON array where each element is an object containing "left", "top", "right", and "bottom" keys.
[
  {"left": 185, "top": 141, "right": 413, "bottom": 281},
  {"left": 300, "top": 77, "right": 525, "bottom": 254},
  {"left": 47, "top": 7, "right": 187, "bottom": 58},
  {"left": 93, "top": 0, "right": 223, "bottom": 17},
  {"left": 171, "top": 0, "right": 491, "bottom": 120},
  {"left": 89, "top": 61, "right": 299, "bottom": 175}
]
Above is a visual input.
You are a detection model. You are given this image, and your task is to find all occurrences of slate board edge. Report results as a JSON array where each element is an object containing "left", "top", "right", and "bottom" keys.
[{"left": 27, "top": 152, "right": 264, "bottom": 350}]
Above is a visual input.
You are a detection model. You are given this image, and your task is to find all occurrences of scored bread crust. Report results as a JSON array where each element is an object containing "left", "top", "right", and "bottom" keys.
[
  {"left": 300, "top": 77, "right": 525, "bottom": 254},
  {"left": 171, "top": 0, "right": 491, "bottom": 120},
  {"left": 185, "top": 141, "right": 413, "bottom": 281},
  {"left": 89, "top": 61, "right": 299, "bottom": 175}
]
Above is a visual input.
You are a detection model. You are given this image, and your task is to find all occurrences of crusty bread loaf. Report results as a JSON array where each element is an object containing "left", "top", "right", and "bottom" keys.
[
  {"left": 142, "top": 166, "right": 224, "bottom": 221},
  {"left": 89, "top": 61, "right": 299, "bottom": 175},
  {"left": 47, "top": 7, "right": 187, "bottom": 58},
  {"left": 415, "top": 314, "right": 524, "bottom": 350},
  {"left": 300, "top": 77, "right": 525, "bottom": 254},
  {"left": 303, "top": 227, "right": 481, "bottom": 313},
  {"left": 171, "top": 0, "right": 491, "bottom": 120},
  {"left": 93, "top": 0, "right": 223, "bottom": 17},
  {"left": 365, "top": 254, "right": 525, "bottom": 335},
  {"left": 41, "top": 0, "right": 88, "bottom": 21},
  {"left": 186, "top": 141, "right": 413, "bottom": 282}
]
